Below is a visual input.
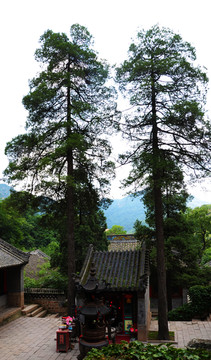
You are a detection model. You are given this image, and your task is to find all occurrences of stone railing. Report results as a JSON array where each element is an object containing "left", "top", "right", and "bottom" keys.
[
  {"left": 25, "top": 287, "right": 65, "bottom": 295},
  {"left": 24, "top": 288, "right": 67, "bottom": 314}
]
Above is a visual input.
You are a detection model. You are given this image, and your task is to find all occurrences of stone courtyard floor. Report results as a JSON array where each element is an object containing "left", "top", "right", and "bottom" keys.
[
  {"left": 0, "top": 316, "right": 210, "bottom": 359},
  {"left": 149, "top": 319, "right": 211, "bottom": 348}
]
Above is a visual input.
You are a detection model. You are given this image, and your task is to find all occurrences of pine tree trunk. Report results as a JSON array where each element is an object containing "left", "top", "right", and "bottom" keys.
[
  {"left": 151, "top": 70, "right": 169, "bottom": 339},
  {"left": 154, "top": 183, "right": 169, "bottom": 339},
  {"left": 66, "top": 56, "right": 76, "bottom": 315},
  {"left": 67, "top": 153, "right": 76, "bottom": 315}
]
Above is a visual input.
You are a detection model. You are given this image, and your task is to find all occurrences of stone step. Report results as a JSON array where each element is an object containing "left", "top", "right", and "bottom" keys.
[
  {"left": 46, "top": 313, "right": 60, "bottom": 318},
  {"left": 22, "top": 304, "right": 48, "bottom": 318},
  {"left": 28, "top": 306, "right": 44, "bottom": 317},
  {"left": 22, "top": 304, "right": 39, "bottom": 316},
  {"left": 36, "top": 309, "right": 48, "bottom": 318}
]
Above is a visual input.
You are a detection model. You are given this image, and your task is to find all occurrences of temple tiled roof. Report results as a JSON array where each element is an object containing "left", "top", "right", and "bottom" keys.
[
  {"left": 78, "top": 243, "right": 149, "bottom": 292},
  {"left": 0, "top": 238, "right": 29, "bottom": 268}
]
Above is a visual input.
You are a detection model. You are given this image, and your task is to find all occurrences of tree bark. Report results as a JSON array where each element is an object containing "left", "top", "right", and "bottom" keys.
[
  {"left": 151, "top": 68, "right": 169, "bottom": 339},
  {"left": 67, "top": 148, "right": 76, "bottom": 315},
  {"left": 154, "top": 183, "right": 169, "bottom": 339},
  {"left": 66, "top": 56, "right": 76, "bottom": 315}
]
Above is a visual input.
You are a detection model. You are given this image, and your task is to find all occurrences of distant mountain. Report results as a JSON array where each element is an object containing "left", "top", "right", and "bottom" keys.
[
  {"left": 0, "top": 183, "right": 12, "bottom": 199},
  {"left": 103, "top": 196, "right": 146, "bottom": 233},
  {"left": 103, "top": 195, "right": 211, "bottom": 233}
]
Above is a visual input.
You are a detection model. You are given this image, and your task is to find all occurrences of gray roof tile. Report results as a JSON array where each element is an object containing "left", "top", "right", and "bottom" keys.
[
  {"left": 79, "top": 244, "right": 149, "bottom": 292},
  {"left": 0, "top": 238, "right": 29, "bottom": 268}
]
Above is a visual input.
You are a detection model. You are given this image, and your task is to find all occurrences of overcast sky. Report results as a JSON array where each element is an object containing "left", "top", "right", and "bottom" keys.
[{"left": 0, "top": 0, "right": 210, "bottom": 201}]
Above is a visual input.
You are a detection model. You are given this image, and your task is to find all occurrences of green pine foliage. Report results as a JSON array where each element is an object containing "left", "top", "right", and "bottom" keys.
[{"left": 4, "top": 25, "right": 118, "bottom": 197}]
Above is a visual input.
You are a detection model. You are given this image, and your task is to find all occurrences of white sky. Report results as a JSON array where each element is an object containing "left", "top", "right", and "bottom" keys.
[{"left": 0, "top": 0, "right": 210, "bottom": 201}]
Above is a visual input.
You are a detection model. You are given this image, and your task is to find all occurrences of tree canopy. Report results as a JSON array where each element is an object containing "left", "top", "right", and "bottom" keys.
[
  {"left": 5, "top": 25, "right": 118, "bottom": 196},
  {"left": 116, "top": 25, "right": 210, "bottom": 181}
]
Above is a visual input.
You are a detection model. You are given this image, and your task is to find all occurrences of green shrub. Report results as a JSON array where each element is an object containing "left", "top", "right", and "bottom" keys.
[
  {"left": 85, "top": 341, "right": 210, "bottom": 360},
  {"left": 168, "top": 285, "right": 211, "bottom": 321},
  {"left": 189, "top": 285, "right": 211, "bottom": 318},
  {"left": 168, "top": 303, "right": 194, "bottom": 321}
]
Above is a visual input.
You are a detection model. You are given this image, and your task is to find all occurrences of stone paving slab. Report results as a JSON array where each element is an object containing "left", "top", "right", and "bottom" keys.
[
  {"left": 149, "top": 320, "right": 211, "bottom": 348},
  {"left": 0, "top": 317, "right": 79, "bottom": 360},
  {"left": 0, "top": 317, "right": 211, "bottom": 359}
]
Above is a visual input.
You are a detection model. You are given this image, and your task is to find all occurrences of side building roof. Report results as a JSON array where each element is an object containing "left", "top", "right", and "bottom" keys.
[
  {"left": 0, "top": 238, "right": 29, "bottom": 269},
  {"left": 107, "top": 234, "right": 139, "bottom": 251},
  {"left": 78, "top": 243, "right": 149, "bottom": 292}
]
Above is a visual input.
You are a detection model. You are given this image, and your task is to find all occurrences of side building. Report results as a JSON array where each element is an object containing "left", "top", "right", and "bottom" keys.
[{"left": 0, "top": 238, "right": 29, "bottom": 308}]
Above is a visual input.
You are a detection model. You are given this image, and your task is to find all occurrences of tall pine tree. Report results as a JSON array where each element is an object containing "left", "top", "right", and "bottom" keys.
[
  {"left": 116, "top": 25, "right": 210, "bottom": 339},
  {"left": 4, "top": 24, "right": 118, "bottom": 313}
]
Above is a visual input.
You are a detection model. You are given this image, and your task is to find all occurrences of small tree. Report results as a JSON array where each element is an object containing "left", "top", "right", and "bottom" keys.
[
  {"left": 106, "top": 225, "right": 127, "bottom": 235},
  {"left": 116, "top": 25, "right": 210, "bottom": 339}
]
